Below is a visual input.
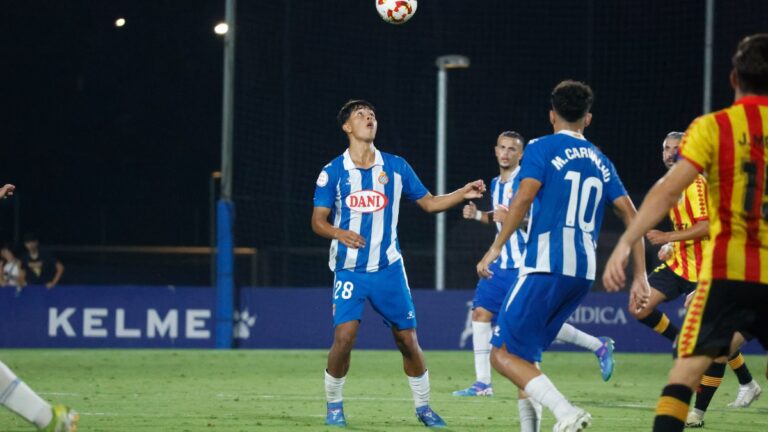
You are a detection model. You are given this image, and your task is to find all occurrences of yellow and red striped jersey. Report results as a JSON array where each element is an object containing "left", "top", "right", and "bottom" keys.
[
  {"left": 679, "top": 95, "right": 768, "bottom": 284},
  {"left": 664, "top": 174, "right": 708, "bottom": 282}
]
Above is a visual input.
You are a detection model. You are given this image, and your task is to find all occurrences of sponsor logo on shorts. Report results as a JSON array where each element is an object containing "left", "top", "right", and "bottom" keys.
[
  {"left": 406, "top": 310, "right": 415, "bottom": 319},
  {"left": 345, "top": 190, "right": 388, "bottom": 213}
]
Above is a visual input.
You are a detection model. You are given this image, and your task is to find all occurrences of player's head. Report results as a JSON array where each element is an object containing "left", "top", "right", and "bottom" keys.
[
  {"left": 731, "top": 34, "right": 768, "bottom": 96},
  {"left": 662, "top": 131, "right": 685, "bottom": 169},
  {"left": 495, "top": 131, "right": 525, "bottom": 169},
  {"left": 337, "top": 99, "right": 377, "bottom": 143},
  {"left": 549, "top": 80, "right": 593, "bottom": 127}
]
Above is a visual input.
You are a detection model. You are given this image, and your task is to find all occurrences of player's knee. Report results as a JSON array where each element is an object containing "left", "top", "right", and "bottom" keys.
[
  {"left": 333, "top": 329, "right": 357, "bottom": 351},
  {"left": 472, "top": 307, "right": 493, "bottom": 322},
  {"left": 393, "top": 329, "right": 420, "bottom": 354}
]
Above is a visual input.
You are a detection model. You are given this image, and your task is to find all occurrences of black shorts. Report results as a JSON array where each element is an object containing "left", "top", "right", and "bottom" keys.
[
  {"left": 648, "top": 264, "right": 697, "bottom": 301},
  {"left": 677, "top": 279, "right": 768, "bottom": 358}
]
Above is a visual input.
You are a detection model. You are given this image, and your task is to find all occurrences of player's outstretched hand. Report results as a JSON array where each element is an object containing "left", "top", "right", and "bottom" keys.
[
  {"left": 462, "top": 180, "right": 486, "bottom": 200},
  {"left": 462, "top": 201, "right": 478, "bottom": 220},
  {"left": 602, "top": 240, "right": 631, "bottom": 291},
  {"left": 335, "top": 229, "right": 366, "bottom": 249},
  {"left": 645, "top": 229, "right": 668, "bottom": 246},
  {"left": 476, "top": 246, "right": 500, "bottom": 279},
  {"left": 628, "top": 275, "right": 651, "bottom": 313},
  {"left": 492, "top": 205, "right": 508, "bottom": 223},
  {"left": 0, "top": 184, "right": 15, "bottom": 199}
]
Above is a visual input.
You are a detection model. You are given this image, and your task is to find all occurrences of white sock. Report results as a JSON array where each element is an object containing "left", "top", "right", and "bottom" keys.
[
  {"left": 472, "top": 321, "right": 493, "bottom": 384},
  {"left": 407, "top": 370, "right": 430, "bottom": 409},
  {"left": 518, "top": 398, "right": 542, "bottom": 432},
  {"left": 555, "top": 323, "right": 602, "bottom": 351},
  {"left": 0, "top": 361, "right": 52, "bottom": 429},
  {"left": 524, "top": 374, "right": 577, "bottom": 421},
  {"left": 324, "top": 370, "right": 345, "bottom": 403}
]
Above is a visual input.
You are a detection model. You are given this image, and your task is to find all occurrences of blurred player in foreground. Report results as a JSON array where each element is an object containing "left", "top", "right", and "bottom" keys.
[
  {"left": 477, "top": 81, "right": 651, "bottom": 432},
  {"left": 454, "top": 131, "right": 615, "bottom": 400},
  {"left": 634, "top": 132, "right": 761, "bottom": 428},
  {"left": 312, "top": 100, "right": 486, "bottom": 427},
  {"left": 603, "top": 34, "right": 768, "bottom": 432},
  {"left": 0, "top": 183, "right": 79, "bottom": 432}
]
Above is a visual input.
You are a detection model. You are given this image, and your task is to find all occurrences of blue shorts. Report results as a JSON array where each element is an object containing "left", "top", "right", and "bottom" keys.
[
  {"left": 472, "top": 263, "right": 519, "bottom": 316},
  {"left": 332, "top": 260, "right": 417, "bottom": 330},
  {"left": 491, "top": 273, "right": 591, "bottom": 363}
]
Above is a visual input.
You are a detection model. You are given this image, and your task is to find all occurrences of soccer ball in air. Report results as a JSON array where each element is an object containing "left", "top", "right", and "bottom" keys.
[{"left": 376, "top": 0, "right": 417, "bottom": 25}]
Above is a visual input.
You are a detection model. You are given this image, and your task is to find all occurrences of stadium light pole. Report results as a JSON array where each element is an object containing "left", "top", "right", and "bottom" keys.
[
  {"left": 435, "top": 55, "right": 470, "bottom": 292},
  {"left": 216, "top": 0, "right": 237, "bottom": 349}
]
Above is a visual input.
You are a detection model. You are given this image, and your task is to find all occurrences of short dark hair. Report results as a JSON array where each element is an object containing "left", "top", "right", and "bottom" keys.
[
  {"left": 23, "top": 232, "right": 38, "bottom": 242},
  {"left": 732, "top": 34, "right": 768, "bottom": 95},
  {"left": 337, "top": 99, "right": 376, "bottom": 129},
  {"left": 498, "top": 131, "right": 526, "bottom": 146},
  {"left": 551, "top": 80, "right": 594, "bottom": 123}
]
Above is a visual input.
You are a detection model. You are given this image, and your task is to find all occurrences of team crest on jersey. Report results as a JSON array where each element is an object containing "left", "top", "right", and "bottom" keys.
[
  {"left": 378, "top": 171, "right": 389, "bottom": 185},
  {"left": 346, "top": 190, "right": 388, "bottom": 213},
  {"left": 505, "top": 188, "right": 513, "bottom": 200},
  {"left": 316, "top": 170, "right": 329, "bottom": 187}
]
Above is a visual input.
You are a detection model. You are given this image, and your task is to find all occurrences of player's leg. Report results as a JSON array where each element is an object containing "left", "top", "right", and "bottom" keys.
[
  {"left": 554, "top": 323, "right": 615, "bottom": 381},
  {"left": 726, "top": 333, "right": 761, "bottom": 408},
  {"left": 491, "top": 274, "right": 592, "bottom": 431},
  {"left": 325, "top": 271, "right": 367, "bottom": 427},
  {"left": 517, "top": 388, "right": 542, "bottom": 432},
  {"left": 685, "top": 356, "right": 725, "bottom": 428},
  {"left": 632, "top": 267, "right": 682, "bottom": 342},
  {"left": 654, "top": 279, "right": 759, "bottom": 432},
  {"left": 0, "top": 360, "right": 78, "bottom": 431},
  {"left": 453, "top": 306, "right": 494, "bottom": 396},
  {"left": 372, "top": 261, "right": 445, "bottom": 427},
  {"left": 454, "top": 264, "right": 514, "bottom": 396}
]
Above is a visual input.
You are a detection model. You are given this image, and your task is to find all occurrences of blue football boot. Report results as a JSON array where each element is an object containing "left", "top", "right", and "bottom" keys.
[
  {"left": 416, "top": 405, "right": 446, "bottom": 428},
  {"left": 594, "top": 337, "right": 615, "bottom": 382},
  {"left": 325, "top": 401, "right": 347, "bottom": 427}
]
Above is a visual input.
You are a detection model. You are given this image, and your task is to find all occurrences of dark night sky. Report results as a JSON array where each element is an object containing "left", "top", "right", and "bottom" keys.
[
  {"left": 2, "top": 1, "right": 767, "bottom": 287},
  {"left": 4, "top": 1, "right": 224, "bottom": 245}
]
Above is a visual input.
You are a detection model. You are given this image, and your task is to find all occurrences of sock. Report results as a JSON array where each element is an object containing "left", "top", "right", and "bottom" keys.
[
  {"left": 555, "top": 323, "right": 602, "bottom": 351},
  {"left": 654, "top": 384, "right": 692, "bottom": 432},
  {"left": 518, "top": 398, "right": 542, "bottom": 432},
  {"left": 407, "top": 370, "right": 430, "bottom": 409},
  {"left": 693, "top": 362, "right": 725, "bottom": 413},
  {"left": 0, "top": 361, "right": 53, "bottom": 429},
  {"left": 472, "top": 321, "right": 493, "bottom": 384},
  {"left": 523, "top": 374, "right": 577, "bottom": 421},
  {"left": 728, "top": 352, "right": 753, "bottom": 385},
  {"left": 639, "top": 310, "right": 679, "bottom": 342},
  {"left": 324, "top": 370, "right": 346, "bottom": 403}
]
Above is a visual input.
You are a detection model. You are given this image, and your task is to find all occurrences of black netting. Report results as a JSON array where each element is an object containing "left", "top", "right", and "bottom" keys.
[{"left": 233, "top": 0, "right": 768, "bottom": 289}]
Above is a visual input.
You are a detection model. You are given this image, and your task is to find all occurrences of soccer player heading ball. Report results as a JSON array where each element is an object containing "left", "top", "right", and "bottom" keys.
[{"left": 311, "top": 99, "right": 485, "bottom": 427}]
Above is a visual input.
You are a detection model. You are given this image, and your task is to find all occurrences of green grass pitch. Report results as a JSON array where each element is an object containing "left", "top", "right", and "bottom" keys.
[{"left": 0, "top": 349, "right": 765, "bottom": 431}]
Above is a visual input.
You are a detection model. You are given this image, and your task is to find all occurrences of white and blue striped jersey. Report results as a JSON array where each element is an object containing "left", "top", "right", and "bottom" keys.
[
  {"left": 489, "top": 167, "right": 528, "bottom": 269},
  {"left": 519, "top": 131, "right": 627, "bottom": 280},
  {"left": 313, "top": 148, "right": 428, "bottom": 273}
]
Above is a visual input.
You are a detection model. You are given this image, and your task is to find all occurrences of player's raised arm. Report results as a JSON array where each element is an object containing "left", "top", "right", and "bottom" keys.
[
  {"left": 415, "top": 180, "right": 486, "bottom": 214},
  {"left": 311, "top": 206, "right": 366, "bottom": 249},
  {"left": 602, "top": 159, "right": 700, "bottom": 290},
  {"left": 476, "top": 177, "right": 540, "bottom": 278}
]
